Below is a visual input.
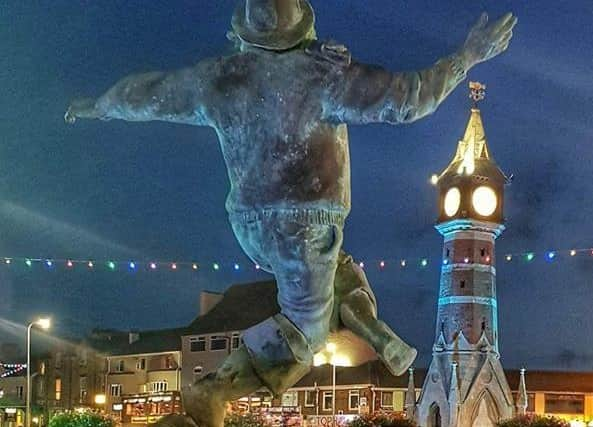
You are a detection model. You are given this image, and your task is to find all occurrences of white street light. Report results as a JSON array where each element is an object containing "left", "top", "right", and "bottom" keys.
[{"left": 27, "top": 318, "right": 51, "bottom": 427}]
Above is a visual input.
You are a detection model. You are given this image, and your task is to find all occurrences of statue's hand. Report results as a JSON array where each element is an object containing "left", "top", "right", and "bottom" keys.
[
  {"left": 64, "top": 98, "right": 97, "bottom": 124},
  {"left": 461, "top": 12, "right": 517, "bottom": 69}
]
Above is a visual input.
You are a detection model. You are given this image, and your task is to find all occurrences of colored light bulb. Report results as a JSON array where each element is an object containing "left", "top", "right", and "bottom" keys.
[
  {"left": 255, "top": 264, "right": 261, "bottom": 270},
  {"left": 46, "top": 260, "right": 53, "bottom": 267},
  {"left": 570, "top": 250, "right": 577, "bottom": 257},
  {"left": 129, "top": 262, "right": 136, "bottom": 269},
  {"left": 400, "top": 260, "right": 406, "bottom": 267},
  {"left": 192, "top": 263, "right": 198, "bottom": 270},
  {"left": 150, "top": 262, "right": 157, "bottom": 270},
  {"left": 359, "top": 262, "right": 365, "bottom": 269},
  {"left": 379, "top": 261, "right": 386, "bottom": 268},
  {"left": 213, "top": 263, "right": 220, "bottom": 271},
  {"left": 108, "top": 261, "right": 116, "bottom": 270},
  {"left": 505, "top": 255, "right": 512, "bottom": 261},
  {"left": 464, "top": 257, "right": 470, "bottom": 264},
  {"left": 526, "top": 253, "right": 534, "bottom": 262},
  {"left": 4, "top": 258, "right": 10, "bottom": 265},
  {"left": 547, "top": 251, "right": 556, "bottom": 260},
  {"left": 172, "top": 263, "right": 178, "bottom": 270},
  {"left": 234, "top": 263, "right": 240, "bottom": 271},
  {"left": 88, "top": 261, "right": 94, "bottom": 268},
  {"left": 25, "top": 259, "right": 32, "bottom": 267},
  {"left": 421, "top": 259, "right": 428, "bottom": 267},
  {"left": 67, "top": 260, "right": 73, "bottom": 268}
]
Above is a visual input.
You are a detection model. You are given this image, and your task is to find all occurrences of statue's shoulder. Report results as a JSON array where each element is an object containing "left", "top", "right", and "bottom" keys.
[{"left": 305, "top": 40, "right": 352, "bottom": 67}]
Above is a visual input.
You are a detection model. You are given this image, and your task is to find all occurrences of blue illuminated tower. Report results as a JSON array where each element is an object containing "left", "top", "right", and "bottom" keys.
[{"left": 416, "top": 83, "right": 514, "bottom": 427}]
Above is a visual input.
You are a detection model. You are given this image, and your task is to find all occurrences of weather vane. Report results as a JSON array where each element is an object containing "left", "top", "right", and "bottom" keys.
[{"left": 469, "top": 81, "right": 486, "bottom": 106}]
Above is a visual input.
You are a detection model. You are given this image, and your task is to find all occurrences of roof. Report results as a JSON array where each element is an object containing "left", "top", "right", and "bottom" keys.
[
  {"left": 294, "top": 361, "right": 426, "bottom": 389},
  {"left": 437, "top": 108, "right": 507, "bottom": 183},
  {"left": 86, "top": 328, "right": 183, "bottom": 356},
  {"left": 293, "top": 364, "right": 593, "bottom": 394},
  {"left": 505, "top": 370, "right": 593, "bottom": 394},
  {"left": 185, "top": 281, "right": 279, "bottom": 335}
]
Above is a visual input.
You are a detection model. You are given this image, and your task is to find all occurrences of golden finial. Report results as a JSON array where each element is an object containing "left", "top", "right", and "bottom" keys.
[{"left": 469, "top": 81, "right": 486, "bottom": 106}]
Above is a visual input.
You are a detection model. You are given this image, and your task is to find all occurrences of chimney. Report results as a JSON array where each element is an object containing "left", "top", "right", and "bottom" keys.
[
  {"left": 199, "top": 291, "right": 223, "bottom": 316},
  {"left": 129, "top": 331, "right": 140, "bottom": 344}
]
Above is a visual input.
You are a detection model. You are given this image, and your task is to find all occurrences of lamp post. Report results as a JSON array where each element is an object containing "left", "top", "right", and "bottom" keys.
[
  {"left": 313, "top": 343, "right": 350, "bottom": 427},
  {"left": 325, "top": 343, "right": 337, "bottom": 427},
  {"left": 26, "top": 318, "right": 51, "bottom": 427}
]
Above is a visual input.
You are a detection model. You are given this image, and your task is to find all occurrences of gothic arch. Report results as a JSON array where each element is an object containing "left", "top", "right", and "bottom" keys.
[
  {"left": 427, "top": 403, "right": 442, "bottom": 427},
  {"left": 470, "top": 390, "right": 500, "bottom": 427}
]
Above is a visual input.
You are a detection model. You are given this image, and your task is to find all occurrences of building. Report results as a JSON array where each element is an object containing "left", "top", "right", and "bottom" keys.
[
  {"left": 181, "top": 281, "right": 279, "bottom": 388},
  {"left": 0, "top": 372, "right": 26, "bottom": 427},
  {"left": 33, "top": 338, "right": 106, "bottom": 421},
  {"left": 416, "top": 83, "right": 514, "bottom": 427},
  {"left": 95, "top": 329, "right": 184, "bottom": 426}
]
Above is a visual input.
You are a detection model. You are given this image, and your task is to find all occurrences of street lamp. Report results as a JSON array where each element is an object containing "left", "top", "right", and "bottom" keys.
[
  {"left": 313, "top": 343, "right": 351, "bottom": 427},
  {"left": 326, "top": 344, "right": 337, "bottom": 427},
  {"left": 27, "top": 318, "right": 51, "bottom": 427}
]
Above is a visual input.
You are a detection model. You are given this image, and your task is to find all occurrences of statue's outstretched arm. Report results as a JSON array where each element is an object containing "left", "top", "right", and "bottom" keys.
[
  {"left": 65, "top": 59, "right": 216, "bottom": 126},
  {"left": 329, "top": 12, "right": 516, "bottom": 125}
]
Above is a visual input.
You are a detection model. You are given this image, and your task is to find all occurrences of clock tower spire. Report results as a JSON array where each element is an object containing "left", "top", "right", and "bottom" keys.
[{"left": 416, "top": 83, "right": 515, "bottom": 427}]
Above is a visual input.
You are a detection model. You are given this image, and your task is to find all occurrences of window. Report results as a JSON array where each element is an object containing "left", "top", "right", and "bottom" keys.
[
  {"left": 281, "top": 391, "right": 298, "bottom": 407},
  {"left": 150, "top": 381, "right": 168, "bottom": 393},
  {"left": 110, "top": 384, "right": 122, "bottom": 397},
  {"left": 544, "top": 394, "right": 584, "bottom": 414},
  {"left": 16, "top": 386, "right": 24, "bottom": 400},
  {"left": 231, "top": 333, "right": 241, "bottom": 350},
  {"left": 210, "top": 336, "right": 228, "bottom": 351},
  {"left": 460, "top": 280, "right": 466, "bottom": 289},
  {"left": 304, "top": 390, "right": 316, "bottom": 407},
  {"left": 55, "top": 378, "right": 62, "bottom": 401},
  {"left": 79, "top": 350, "right": 88, "bottom": 367},
  {"left": 381, "top": 391, "right": 393, "bottom": 408},
  {"left": 349, "top": 390, "right": 360, "bottom": 411},
  {"left": 55, "top": 353, "right": 63, "bottom": 369},
  {"left": 190, "top": 337, "right": 206, "bottom": 352},
  {"left": 114, "top": 360, "right": 125, "bottom": 372},
  {"left": 322, "top": 391, "right": 333, "bottom": 411},
  {"left": 136, "top": 358, "right": 146, "bottom": 370},
  {"left": 480, "top": 248, "right": 486, "bottom": 257},
  {"left": 39, "top": 362, "right": 46, "bottom": 375},
  {"left": 446, "top": 248, "right": 450, "bottom": 257},
  {"left": 393, "top": 391, "right": 405, "bottom": 412},
  {"left": 80, "top": 376, "right": 88, "bottom": 401}
]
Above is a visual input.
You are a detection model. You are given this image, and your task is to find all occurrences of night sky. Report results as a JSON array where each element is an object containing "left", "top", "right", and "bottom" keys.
[{"left": 1, "top": 1, "right": 592, "bottom": 370}]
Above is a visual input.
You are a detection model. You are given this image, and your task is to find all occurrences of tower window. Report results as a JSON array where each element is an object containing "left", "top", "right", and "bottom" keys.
[
  {"left": 481, "top": 318, "right": 487, "bottom": 331},
  {"left": 460, "top": 280, "right": 466, "bottom": 289},
  {"left": 446, "top": 248, "right": 450, "bottom": 258},
  {"left": 480, "top": 248, "right": 486, "bottom": 257}
]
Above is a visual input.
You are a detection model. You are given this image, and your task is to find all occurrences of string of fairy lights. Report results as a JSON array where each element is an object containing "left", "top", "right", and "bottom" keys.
[
  {"left": 0, "top": 362, "right": 27, "bottom": 378},
  {"left": 0, "top": 247, "right": 591, "bottom": 273}
]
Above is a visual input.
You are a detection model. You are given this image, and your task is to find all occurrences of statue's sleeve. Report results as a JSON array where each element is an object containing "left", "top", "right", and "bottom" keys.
[
  {"left": 327, "top": 54, "right": 466, "bottom": 125},
  {"left": 92, "top": 59, "right": 216, "bottom": 126}
]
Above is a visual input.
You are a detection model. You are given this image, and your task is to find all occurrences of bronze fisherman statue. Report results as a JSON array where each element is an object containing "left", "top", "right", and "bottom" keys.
[{"left": 66, "top": 1, "right": 516, "bottom": 426}]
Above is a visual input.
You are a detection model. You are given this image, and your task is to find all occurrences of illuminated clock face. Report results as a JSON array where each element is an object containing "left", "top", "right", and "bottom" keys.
[
  {"left": 444, "top": 187, "right": 461, "bottom": 217},
  {"left": 472, "top": 186, "right": 498, "bottom": 216}
]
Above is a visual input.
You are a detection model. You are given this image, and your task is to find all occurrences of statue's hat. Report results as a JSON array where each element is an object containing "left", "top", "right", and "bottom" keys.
[{"left": 232, "top": 0, "right": 315, "bottom": 50}]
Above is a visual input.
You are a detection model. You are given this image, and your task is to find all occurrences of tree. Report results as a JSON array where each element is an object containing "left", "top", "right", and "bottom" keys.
[
  {"left": 347, "top": 413, "right": 417, "bottom": 427},
  {"left": 497, "top": 415, "right": 570, "bottom": 427},
  {"left": 49, "top": 412, "right": 114, "bottom": 427}
]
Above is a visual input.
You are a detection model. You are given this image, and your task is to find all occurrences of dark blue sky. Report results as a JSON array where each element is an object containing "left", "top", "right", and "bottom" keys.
[{"left": 1, "top": 1, "right": 592, "bottom": 370}]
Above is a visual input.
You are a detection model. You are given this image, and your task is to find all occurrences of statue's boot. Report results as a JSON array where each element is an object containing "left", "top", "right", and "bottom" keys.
[
  {"left": 335, "top": 253, "right": 417, "bottom": 376},
  {"left": 158, "top": 346, "right": 263, "bottom": 427}
]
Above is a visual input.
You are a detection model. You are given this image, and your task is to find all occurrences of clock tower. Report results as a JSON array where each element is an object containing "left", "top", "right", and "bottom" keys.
[{"left": 415, "top": 83, "right": 515, "bottom": 427}]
